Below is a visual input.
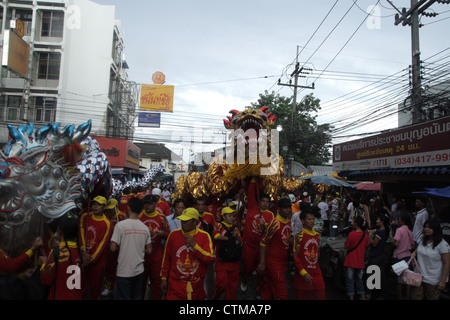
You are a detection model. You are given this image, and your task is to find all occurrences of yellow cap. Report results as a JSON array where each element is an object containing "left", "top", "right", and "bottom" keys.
[
  {"left": 93, "top": 196, "right": 107, "bottom": 205},
  {"left": 221, "top": 206, "right": 236, "bottom": 216},
  {"left": 176, "top": 208, "right": 199, "bottom": 221},
  {"left": 105, "top": 198, "right": 118, "bottom": 210}
]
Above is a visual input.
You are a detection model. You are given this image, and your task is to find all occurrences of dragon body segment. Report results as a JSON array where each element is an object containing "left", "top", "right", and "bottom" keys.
[{"left": 175, "top": 106, "right": 284, "bottom": 203}]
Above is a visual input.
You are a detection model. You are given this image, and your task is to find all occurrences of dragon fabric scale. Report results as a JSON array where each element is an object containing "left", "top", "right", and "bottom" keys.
[
  {"left": 0, "top": 120, "right": 112, "bottom": 258},
  {"left": 175, "top": 106, "right": 284, "bottom": 203}
]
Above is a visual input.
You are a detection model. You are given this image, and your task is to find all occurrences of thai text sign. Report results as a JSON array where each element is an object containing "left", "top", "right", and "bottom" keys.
[
  {"left": 138, "top": 112, "right": 161, "bottom": 128},
  {"left": 333, "top": 116, "right": 450, "bottom": 171},
  {"left": 139, "top": 84, "right": 174, "bottom": 113}
]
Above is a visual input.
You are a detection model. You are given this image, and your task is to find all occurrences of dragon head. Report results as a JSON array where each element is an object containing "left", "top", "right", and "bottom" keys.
[
  {"left": 0, "top": 120, "right": 112, "bottom": 257},
  {"left": 223, "top": 106, "right": 276, "bottom": 131}
]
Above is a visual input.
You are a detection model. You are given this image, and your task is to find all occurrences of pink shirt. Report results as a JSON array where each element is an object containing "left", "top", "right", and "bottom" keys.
[{"left": 393, "top": 225, "right": 414, "bottom": 259}]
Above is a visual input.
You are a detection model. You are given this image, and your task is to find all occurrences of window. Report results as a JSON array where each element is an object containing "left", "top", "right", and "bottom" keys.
[
  {"left": 34, "top": 97, "right": 56, "bottom": 123},
  {"left": 41, "top": 10, "right": 64, "bottom": 38},
  {"left": 0, "top": 96, "right": 4, "bottom": 121},
  {"left": 6, "top": 96, "right": 23, "bottom": 122},
  {"left": 7, "top": 7, "right": 33, "bottom": 36},
  {"left": 38, "top": 52, "right": 61, "bottom": 80}
]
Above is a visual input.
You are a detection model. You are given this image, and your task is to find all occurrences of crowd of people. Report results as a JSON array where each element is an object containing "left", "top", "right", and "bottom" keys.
[{"left": 0, "top": 179, "right": 449, "bottom": 301}]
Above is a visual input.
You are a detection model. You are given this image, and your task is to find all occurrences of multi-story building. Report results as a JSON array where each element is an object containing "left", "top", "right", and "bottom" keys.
[{"left": 0, "top": 0, "right": 138, "bottom": 146}]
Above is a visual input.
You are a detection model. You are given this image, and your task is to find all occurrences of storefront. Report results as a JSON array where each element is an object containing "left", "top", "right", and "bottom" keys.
[
  {"left": 92, "top": 136, "right": 141, "bottom": 181},
  {"left": 333, "top": 116, "right": 450, "bottom": 213}
]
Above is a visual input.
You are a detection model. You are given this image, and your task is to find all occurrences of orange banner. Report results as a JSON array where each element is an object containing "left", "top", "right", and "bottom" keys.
[{"left": 139, "top": 84, "right": 174, "bottom": 113}]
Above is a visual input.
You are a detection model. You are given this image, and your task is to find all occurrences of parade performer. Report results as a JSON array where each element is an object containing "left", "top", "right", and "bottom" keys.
[
  {"left": 240, "top": 178, "right": 274, "bottom": 296},
  {"left": 293, "top": 209, "right": 325, "bottom": 300},
  {"left": 139, "top": 194, "right": 170, "bottom": 300},
  {"left": 0, "top": 238, "right": 42, "bottom": 274},
  {"left": 160, "top": 208, "right": 214, "bottom": 300},
  {"left": 79, "top": 196, "right": 112, "bottom": 300},
  {"left": 258, "top": 197, "right": 292, "bottom": 300},
  {"left": 102, "top": 198, "right": 126, "bottom": 296},
  {"left": 152, "top": 187, "right": 171, "bottom": 216},
  {"left": 40, "top": 213, "right": 83, "bottom": 300},
  {"left": 213, "top": 206, "right": 243, "bottom": 300}
]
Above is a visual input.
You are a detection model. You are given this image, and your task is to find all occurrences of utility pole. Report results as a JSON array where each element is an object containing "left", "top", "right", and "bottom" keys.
[
  {"left": 390, "top": 0, "right": 438, "bottom": 124},
  {"left": 278, "top": 46, "right": 315, "bottom": 177}
]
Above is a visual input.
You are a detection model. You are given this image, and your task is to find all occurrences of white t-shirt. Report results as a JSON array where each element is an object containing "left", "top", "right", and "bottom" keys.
[
  {"left": 318, "top": 201, "right": 329, "bottom": 221},
  {"left": 111, "top": 219, "right": 151, "bottom": 278},
  {"left": 413, "top": 208, "right": 429, "bottom": 243},
  {"left": 347, "top": 202, "right": 354, "bottom": 222},
  {"left": 291, "top": 211, "right": 303, "bottom": 236},
  {"left": 417, "top": 239, "right": 450, "bottom": 285}
]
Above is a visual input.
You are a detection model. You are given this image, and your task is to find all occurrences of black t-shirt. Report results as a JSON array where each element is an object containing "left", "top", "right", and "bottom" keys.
[{"left": 369, "top": 229, "right": 387, "bottom": 258}]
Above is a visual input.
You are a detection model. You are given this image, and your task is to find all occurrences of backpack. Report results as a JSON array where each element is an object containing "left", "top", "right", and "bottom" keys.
[
  {"left": 218, "top": 223, "right": 242, "bottom": 262},
  {"left": 199, "top": 217, "right": 213, "bottom": 236}
]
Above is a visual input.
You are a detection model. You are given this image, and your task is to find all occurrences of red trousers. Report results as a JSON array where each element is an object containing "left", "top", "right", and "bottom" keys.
[
  {"left": 143, "top": 253, "right": 163, "bottom": 300},
  {"left": 263, "top": 262, "right": 288, "bottom": 300},
  {"left": 165, "top": 277, "right": 206, "bottom": 300},
  {"left": 214, "top": 261, "right": 240, "bottom": 300},
  {"left": 240, "top": 244, "right": 264, "bottom": 295},
  {"left": 82, "top": 256, "right": 107, "bottom": 300},
  {"left": 294, "top": 289, "right": 326, "bottom": 300},
  {"left": 104, "top": 248, "right": 119, "bottom": 291},
  {"left": 241, "top": 244, "right": 259, "bottom": 278}
]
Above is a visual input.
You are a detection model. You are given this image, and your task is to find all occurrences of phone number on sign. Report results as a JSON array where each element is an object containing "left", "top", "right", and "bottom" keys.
[{"left": 394, "top": 153, "right": 450, "bottom": 166}]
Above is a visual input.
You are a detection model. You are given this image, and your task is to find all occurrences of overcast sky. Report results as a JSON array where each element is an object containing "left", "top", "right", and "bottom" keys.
[{"left": 93, "top": 0, "right": 449, "bottom": 161}]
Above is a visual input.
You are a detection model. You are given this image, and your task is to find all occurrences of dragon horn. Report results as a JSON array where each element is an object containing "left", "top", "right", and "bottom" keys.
[
  {"left": 229, "top": 109, "right": 239, "bottom": 117},
  {"left": 73, "top": 120, "right": 92, "bottom": 142},
  {"left": 223, "top": 119, "right": 231, "bottom": 128},
  {"left": 7, "top": 125, "right": 26, "bottom": 144},
  {"left": 260, "top": 106, "right": 269, "bottom": 113},
  {"left": 36, "top": 124, "right": 53, "bottom": 142},
  {"left": 63, "top": 124, "right": 76, "bottom": 138}
]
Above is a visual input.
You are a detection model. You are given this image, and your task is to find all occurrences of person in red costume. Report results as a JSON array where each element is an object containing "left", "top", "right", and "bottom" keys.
[
  {"left": 79, "top": 196, "right": 112, "bottom": 300},
  {"left": 257, "top": 197, "right": 292, "bottom": 300},
  {"left": 240, "top": 178, "right": 274, "bottom": 297},
  {"left": 151, "top": 187, "right": 171, "bottom": 217},
  {"left": 160, "top": 208, "right": 214, "bottom": 300},
  {"left": 293, "top": 209, "right": 326, "bottom": 300},
  {"left": 41, "top": 213, "right": 84, "bottom": 300},
  {"left": 0, "top": 238, "right": 43, "bottom": 274},
  {"left": 139, "top": 194, "right": 170, "bottom": 299},
  {"left": 102, "top": 198, "right": 127, "bottom": 297}
]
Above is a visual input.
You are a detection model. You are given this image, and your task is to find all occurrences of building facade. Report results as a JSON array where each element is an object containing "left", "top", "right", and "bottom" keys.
[{"left": 0, "top": 0, "right": 137, "bottom": 145}]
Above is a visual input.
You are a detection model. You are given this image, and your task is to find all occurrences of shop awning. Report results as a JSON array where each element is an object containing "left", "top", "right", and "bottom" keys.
[
  {"left": 413, "top": 186, "right": 450, "bottom": 198},
  {"left": 341, "top": 166, "right": 450, "bottom": 179}
]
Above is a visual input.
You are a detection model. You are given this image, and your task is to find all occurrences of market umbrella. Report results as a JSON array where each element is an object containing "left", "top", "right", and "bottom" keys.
[
  {"left": 354, "top": 181, "right": 381, "bottom": 191},
  {"left": 297, "top": 175, "right": 355, "bottom": 188}
]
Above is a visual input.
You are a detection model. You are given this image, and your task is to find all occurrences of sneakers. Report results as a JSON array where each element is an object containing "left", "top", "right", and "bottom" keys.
[
  {"left": 240, "top": 282, "right": 248, "bottom": 292},
  {"left": 101, "top": 289, "right": 111, "bottom": 297}
]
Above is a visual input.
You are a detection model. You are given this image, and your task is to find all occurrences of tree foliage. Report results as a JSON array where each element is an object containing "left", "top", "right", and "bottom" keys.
[{"left": 252, "top": 91, "right": 333, "bottom": 167}]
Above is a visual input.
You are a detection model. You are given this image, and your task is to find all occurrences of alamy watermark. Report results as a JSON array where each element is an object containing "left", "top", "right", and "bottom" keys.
[
  {"left": 366, "top": 5, "right": 382, "bottom": 30},
  {"left": 170, "top": 125, "right": 280, "bottom": 176}
]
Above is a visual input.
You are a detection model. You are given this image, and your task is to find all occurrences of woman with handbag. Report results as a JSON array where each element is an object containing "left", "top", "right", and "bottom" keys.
[
  {"left": 344, "top": 216, "right": 370, "bottom": 300},
  {"left": 392, "top": 212, "right": 414, "bottom": 299},
  {"left": 410, "top": 219, "right": 450, "bottom": 300}
]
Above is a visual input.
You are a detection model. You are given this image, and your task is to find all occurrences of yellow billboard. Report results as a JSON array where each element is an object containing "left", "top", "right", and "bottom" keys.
[
  {"left": 1, "top": 30, "right": 30, "bottom": 79},
  {"left": 139, "top": 84, "right": 174, "bottom": 113}
]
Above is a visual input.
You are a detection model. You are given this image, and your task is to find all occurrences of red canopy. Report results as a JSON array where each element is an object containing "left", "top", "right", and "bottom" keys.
[{"left": 354, "top": 181, "right": 381, "bottom": 191}]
